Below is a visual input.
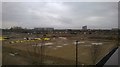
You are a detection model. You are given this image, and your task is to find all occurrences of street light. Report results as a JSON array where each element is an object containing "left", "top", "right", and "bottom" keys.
[
  {"left": 75, "top": 40, "right": 79, "bottom": 67},
  {"left": 75, "top": 40, "right": 85, "bottom": 67}
]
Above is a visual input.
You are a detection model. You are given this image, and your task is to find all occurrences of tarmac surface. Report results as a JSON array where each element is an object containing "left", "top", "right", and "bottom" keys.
[{"left": 104, "top": 47, "right": 119, "bottom": 66}]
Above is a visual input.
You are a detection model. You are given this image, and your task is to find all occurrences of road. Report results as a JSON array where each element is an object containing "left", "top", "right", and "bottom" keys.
[{"left": 104, "top": 47, "right": 119, "bottom": 66}]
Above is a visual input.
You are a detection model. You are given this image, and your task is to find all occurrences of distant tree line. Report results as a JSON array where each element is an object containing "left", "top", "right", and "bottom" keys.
[{"left": 2, "top": 26, "right": 119, "bottom": 35}]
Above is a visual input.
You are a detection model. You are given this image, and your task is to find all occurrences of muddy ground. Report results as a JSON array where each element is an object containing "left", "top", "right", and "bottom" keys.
[{"left": 2, "top": 33, "right": 118, "bottom": 65}]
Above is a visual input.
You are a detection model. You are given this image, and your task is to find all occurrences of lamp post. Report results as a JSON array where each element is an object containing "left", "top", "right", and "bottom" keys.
[
  {"left": 75, "top": 41, "right": 85, "bottom": 66},
  {"left": 75, "top": 40, "right": 79, "bottom": 67}
]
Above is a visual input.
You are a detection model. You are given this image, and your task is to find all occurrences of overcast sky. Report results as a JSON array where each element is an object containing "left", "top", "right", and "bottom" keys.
[{"left": 2, "top": 2, "right": 118, "bottom": 29}]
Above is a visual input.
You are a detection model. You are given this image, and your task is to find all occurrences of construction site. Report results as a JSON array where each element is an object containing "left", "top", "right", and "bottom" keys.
[{"left": 2, "top": 28, "right": 119, "bottom": 66}]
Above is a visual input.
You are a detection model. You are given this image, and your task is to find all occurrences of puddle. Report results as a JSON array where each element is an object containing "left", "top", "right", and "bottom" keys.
[
  {"left": 9, "top": 52, "right": 18, "bottom": 56},
  {"left": 73, "top": 41, "right": 85, "bottom": 44},
  {"left": 56, "top": 46, "right": 63, "bottom": 48},
  {"left": 9, "top": 53, "right": 15, "bottom": 56},
  {"left": 59, "top": 37, "right": 67, "bottom": 40},
  {"left": 63, "top": 44, "right": 68, "bottom": 46},
  {"left": 44, "top": 43, "right": 53, "bottom": 46},
  {"left": 82, "top": 45, "right": 92, "bottom": 47},
  {"left": 91, "top": 43, "right": 103, "bottom": 45}
]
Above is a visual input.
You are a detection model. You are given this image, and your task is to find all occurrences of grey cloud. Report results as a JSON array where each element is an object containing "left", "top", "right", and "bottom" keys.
[{"left": 2, "top": 2, "right": 118, "bottom": 29}]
